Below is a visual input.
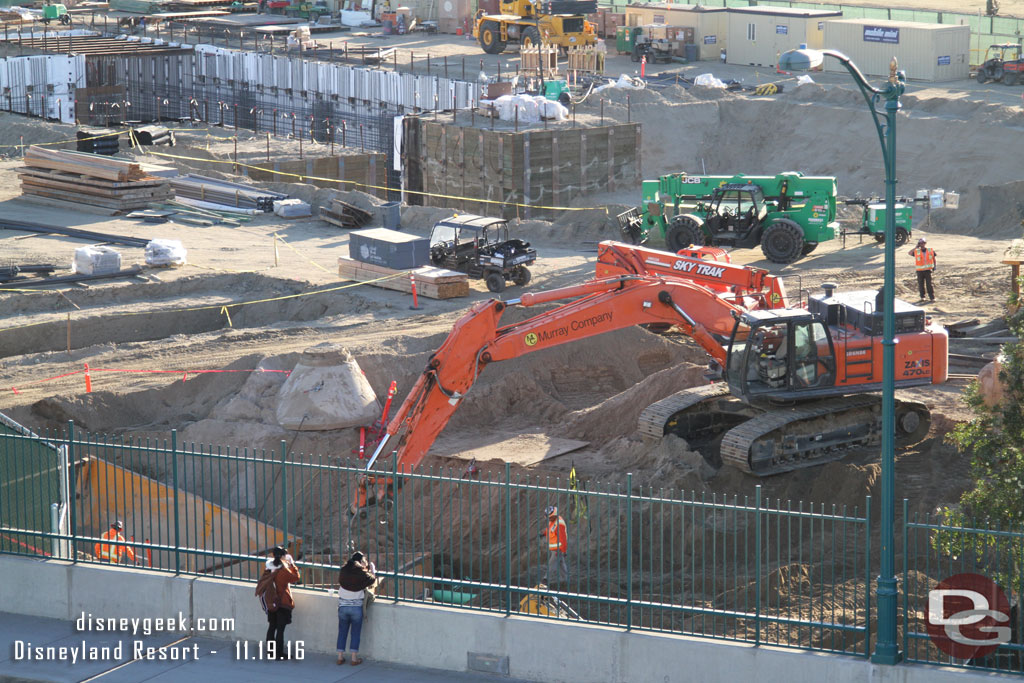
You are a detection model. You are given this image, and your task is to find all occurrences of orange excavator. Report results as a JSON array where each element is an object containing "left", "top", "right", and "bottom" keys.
[
  {"left": 594, "top": 240, "right": 790, "bottom": 310},
  {"left": 363, "top": 253, "right": 947, "bottom": 482}
]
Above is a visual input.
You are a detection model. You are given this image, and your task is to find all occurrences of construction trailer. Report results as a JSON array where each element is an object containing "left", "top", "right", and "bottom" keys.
[
  {"left": 623, "top": 3, "right": 727, "bottom": 60},
  {"left": 725, "top": 6, "right": 840, "bottom": 68},
  {"left": 823, "top": 18, "right": 970, "bottom": 82}
]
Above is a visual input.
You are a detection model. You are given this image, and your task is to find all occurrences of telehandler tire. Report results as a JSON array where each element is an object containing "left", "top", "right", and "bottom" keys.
[
  {"left": 761, "top": 219, "right": 805, "bottom": 264},
  {"left": 665, "top": 215, "right": 705, "bottom": 252}
]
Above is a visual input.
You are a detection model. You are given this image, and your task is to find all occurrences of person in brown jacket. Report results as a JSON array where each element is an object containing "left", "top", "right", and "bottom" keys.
[
  {"left": 265, "top": 545, "right": 300, "bottom": 660},
  {"left": 336, "top": 551, "right": 377, "bottom": 666}
]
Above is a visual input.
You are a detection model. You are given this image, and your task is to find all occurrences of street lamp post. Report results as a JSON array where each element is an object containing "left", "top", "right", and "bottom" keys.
[{"left": 778, "top": 47, "right": 906, "bottom": 665}]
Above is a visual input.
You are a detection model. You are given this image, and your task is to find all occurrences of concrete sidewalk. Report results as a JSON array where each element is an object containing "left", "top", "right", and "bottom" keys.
[{"left": 0, "top": 612, "right": 522, "bottom": 683}]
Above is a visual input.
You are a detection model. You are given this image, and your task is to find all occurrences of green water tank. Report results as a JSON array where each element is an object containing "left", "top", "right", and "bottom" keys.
[{"left": 616, "top": 26, "right": 641, "bottom": 54}]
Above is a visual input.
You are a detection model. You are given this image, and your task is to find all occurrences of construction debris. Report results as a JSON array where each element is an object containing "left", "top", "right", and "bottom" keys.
[
  {"left": 0, "top": 266, "right": 144, "bottom": 289},
  {"left": 0, "top": 264, "right": 59, "bottom": 282},
  {"left": 0, "top": 219, "right": 150, "bottom": 247},
  {"left": 19, "top": 146, "right": 173, "bottom": 212},
  {"left": 168, "top": 174, "right": 287, "bottom": 212},
  {"left": 337, "top": 257, "right": 470, "bottom": 299},
  {"left": 77, "top": 129, "right": 121, "bottom": 156},
  {"left": 319, "top": 198, "right": 373, "bottom": 229}
]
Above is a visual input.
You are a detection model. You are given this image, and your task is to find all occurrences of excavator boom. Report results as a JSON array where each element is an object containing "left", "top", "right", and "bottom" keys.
[
  {"left": 595, "top": 241, "right": 789, "bottom": 309},
  {"left": 367, "top": 275, "right": 742, "bottom": 474}
]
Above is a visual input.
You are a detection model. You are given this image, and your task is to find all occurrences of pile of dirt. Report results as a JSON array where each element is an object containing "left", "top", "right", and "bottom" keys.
[{"left": 0, "top": 113, "right": 77, "bottom": 157}]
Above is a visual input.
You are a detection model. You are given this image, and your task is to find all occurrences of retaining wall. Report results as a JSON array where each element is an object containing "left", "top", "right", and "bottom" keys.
[{"left": 1, "top": 555, "right": 1013, "bottom": 683}]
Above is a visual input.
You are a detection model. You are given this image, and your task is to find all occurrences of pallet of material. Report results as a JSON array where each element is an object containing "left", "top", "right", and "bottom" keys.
[
  {"left": 337, "top": 257, "right": 469, "bottom": 299},
  {"left": 24, "top": 146, "right": 146, "bottom": 182},
  {"left": 319, "top": 199, "right": 372, "bottom": 228}
]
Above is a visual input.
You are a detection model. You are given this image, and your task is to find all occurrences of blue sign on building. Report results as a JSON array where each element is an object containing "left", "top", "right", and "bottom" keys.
[
  {"left": 703, "top": 35, "right": 717, "bottom": 44},
  {"left": 863, "top": 25, "right": 899, "bottom": 43},
  {"left": 776, "top": 25, "right": 788, "bottom": 35},
  {"left": 937, "top": 55, "right": 951, "bottom": 65}
]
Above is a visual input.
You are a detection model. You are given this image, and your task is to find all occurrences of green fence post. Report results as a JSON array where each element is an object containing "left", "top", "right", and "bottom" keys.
[
  {"left": 901, "top": 498, "right": 909, "bottom": 657},
  {"left": 505, "top": 462, "right": 511, "bottom": 617},
  {"left": 755, "top": 484, "right": 762, "bottom": 645},
  {"left": 172, "top": 429, "right": 180, "bottom": 574},
  {"left": 626, "top": 472, "right": 632, "bottom": 632},
  {"left": 280, "top": 441, "right": 288, "bottom": 545},
  {"left": 393, "top": 451, "right": 399, "bottom": 600},
  {"left": 67, "top": 421, "right": 76, "bottom": 564},
  {"left": 865, "top": 495, "right": 872, "bottom": 658}
]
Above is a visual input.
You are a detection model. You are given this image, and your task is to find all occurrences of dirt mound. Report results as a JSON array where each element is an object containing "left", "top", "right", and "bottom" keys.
[{"left": 931, "top": 180, "right": 1024, "bottom": 238}]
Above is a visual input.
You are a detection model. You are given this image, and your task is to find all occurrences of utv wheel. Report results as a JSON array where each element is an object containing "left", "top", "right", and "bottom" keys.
[
  {"left": 485, "top": 271, "right": 506, "bottom": 292},
  {"left": 665, "top": 215, "right": 705, "bottom": 252},
  {"left": 1005, "top": 71, "right": 1020, "bottom": 86},
  {"left": 761, "top": 219, "right": 805, "bottom": 264},
  {"left": 512, "top": 266, "right": 532, "bottom": 287},
  {"left": 479, "top": 21, "right": 506, "bottom": 55},
  {"left": 976, "top": 69, "right": 988, "bottom": 84}
]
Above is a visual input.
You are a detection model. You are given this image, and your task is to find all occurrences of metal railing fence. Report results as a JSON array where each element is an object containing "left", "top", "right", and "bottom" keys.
[{"left": 0, "top": 425, "right": 871, "bottom": 655}]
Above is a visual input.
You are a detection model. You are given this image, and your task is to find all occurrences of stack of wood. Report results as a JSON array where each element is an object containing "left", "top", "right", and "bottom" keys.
[
  {"left": 19, "top": 146, "right": 173, "bottom": 212},
  {"left": 520, "top": 46, "right": 559, "bottom": 77},
  {"left": 337, "top": 257, "right": 470, "bottom": 299},
  {"left": 319, "top": 197, "right": 373, "bottom": 228},
  {"left": 567, "top": 46, "right": 605, "bottom": 74}
]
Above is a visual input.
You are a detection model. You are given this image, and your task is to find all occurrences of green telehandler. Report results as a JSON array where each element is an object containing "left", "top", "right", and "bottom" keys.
[{"left": 618, "top": 171, "right": 840, "bottom": 264}]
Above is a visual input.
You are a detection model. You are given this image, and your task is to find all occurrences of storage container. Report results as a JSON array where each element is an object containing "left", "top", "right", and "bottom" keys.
[{"left": 349, "top": 228, "right": 429, "bottom": 270}]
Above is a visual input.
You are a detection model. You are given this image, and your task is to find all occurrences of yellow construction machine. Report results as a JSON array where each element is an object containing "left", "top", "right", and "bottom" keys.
[
  {"left": 518, "top": 585, "right": 580, "bottom": 618},
  {"left": 473, "top": 0, "right": 597, "bottom": 54}
]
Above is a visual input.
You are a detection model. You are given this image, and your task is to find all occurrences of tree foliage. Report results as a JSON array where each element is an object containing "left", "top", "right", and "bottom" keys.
[{"left": 933, "top": 290, "right": 1024, "bottom": 586}]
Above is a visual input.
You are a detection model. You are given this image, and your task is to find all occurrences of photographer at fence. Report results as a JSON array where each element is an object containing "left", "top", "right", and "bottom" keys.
[
  {"left": 261, "top": 546, "right": 300, "bottom": 660},
  {"left": 336, "top": 551, "right": 378, "bottom": 666}
]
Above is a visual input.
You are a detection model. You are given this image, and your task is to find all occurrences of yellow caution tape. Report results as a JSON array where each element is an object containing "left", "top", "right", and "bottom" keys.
[
  {"left": 141, "top": 148, "right": 607, "bottom": 213},
  {"left": 274, "top": 231, "right": 332, "bottom": 274},
  {"left": 0, "top": 272, "right": 408, "bottom": 335},
  {"left": 219, "top": 305, "right": 232, "bottom": 327},
  {"left": 0, "top": 127, "right": 198, "bottom": 151}
]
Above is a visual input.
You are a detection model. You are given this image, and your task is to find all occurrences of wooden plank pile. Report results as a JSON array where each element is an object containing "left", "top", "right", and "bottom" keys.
[
  {"left": 19, "top": 146, "right": 172, "bottom": 212},
  {"left": 337, "top": 257, "right": 469, "bottom": 299},
  {"left": 319, "top": 197, "right": 373, "bottom": 228}
]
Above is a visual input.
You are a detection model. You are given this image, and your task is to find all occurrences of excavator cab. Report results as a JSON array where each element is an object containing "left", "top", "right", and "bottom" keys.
[{"left": 725, "top": 310, "right": 836, "bottom": 399}]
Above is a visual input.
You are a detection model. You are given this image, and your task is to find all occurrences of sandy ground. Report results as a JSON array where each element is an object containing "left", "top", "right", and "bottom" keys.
[{"left": 0, "top": 45, "right": 1020, "bottom": 632}]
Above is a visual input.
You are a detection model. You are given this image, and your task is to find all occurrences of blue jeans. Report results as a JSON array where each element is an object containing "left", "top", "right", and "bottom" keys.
[{"left": 337, "top": 605, "right": 364, "bottom": 652}]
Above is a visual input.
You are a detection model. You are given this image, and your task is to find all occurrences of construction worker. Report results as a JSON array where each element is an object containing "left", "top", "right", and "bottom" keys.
[
  {"left": 908, "top": 237, "right": 936, "bottom": 303},
  {"left": 94, "top": 521, "right": 135, "bottom": 564},
  {"left": 543, "top": 506, "right": 569, "bottom": 587}
]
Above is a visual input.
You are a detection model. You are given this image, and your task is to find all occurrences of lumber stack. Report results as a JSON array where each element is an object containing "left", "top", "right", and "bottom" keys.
[
  {"left": 169, "top": 174, "right": 287, "bottom": 212},
  {"left": 319, "top": 198, "right": 372, "bottom": 228},
  {"left": 337, "top": 257, "right": 470, "bottom": 299},
  {"left": 19, "top": 146, "right": 172, "bottom": 212}
]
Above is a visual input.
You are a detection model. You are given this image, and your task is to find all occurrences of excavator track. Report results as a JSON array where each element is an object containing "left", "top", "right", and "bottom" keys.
[
  {"left": 638, "top": 383, "right": 731, "bottom": 442},
  {"left": 720, "top": 397, "right": 931, "bottom": 476}
]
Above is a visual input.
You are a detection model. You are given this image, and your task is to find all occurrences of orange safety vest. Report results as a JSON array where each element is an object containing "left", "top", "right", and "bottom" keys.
[
  {"left": 94, "top": 529, "right": 135, "bottom": 563},
  {"left": 914, "top": 247, "right": 935, "bottom": 271},
  {"left": 547, "top": 516, "right": 567, "bottom": 553}
]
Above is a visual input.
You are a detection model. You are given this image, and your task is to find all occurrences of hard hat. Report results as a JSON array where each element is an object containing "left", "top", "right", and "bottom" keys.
[
  {"left": 111, "top": 520, "right": 123, "bottom": 530},
  {"left": 545, "top": 506, "right": 557, "bottom": 517},
  {"left": 918, "top": 237, "right": 927, "bottom": 244}
]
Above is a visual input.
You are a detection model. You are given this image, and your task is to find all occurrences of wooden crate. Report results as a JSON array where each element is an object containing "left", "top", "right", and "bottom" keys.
[
  {"left": 338, "top": 257, "right": 470, "bottom": 299},
  {"left": 567, "top": 46, "right": 605, "bottom": 74},
  {"left": 520, "top": 45, "right": 559, "bottom": 77}
]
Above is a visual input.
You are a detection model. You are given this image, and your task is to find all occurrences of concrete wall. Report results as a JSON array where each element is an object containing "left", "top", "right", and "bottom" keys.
[{"left": 2, "top": 555, "right": 1016, "bottom": 683}]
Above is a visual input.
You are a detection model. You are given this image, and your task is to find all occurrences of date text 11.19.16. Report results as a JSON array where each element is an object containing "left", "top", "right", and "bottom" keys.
[{"left": 234, "top": 641, "right": 305, "bottom": 660}]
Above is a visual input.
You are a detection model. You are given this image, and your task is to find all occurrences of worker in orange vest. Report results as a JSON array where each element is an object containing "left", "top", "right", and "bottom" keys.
[
  {"left": 543, "top": 506, "right": 569, "bottom": 587},
  {"left": 908, "top": 237, "right": 936, "bottom": 303},
  {"left": 94, "top": 520, "right": 135, "bottom": 564}
]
